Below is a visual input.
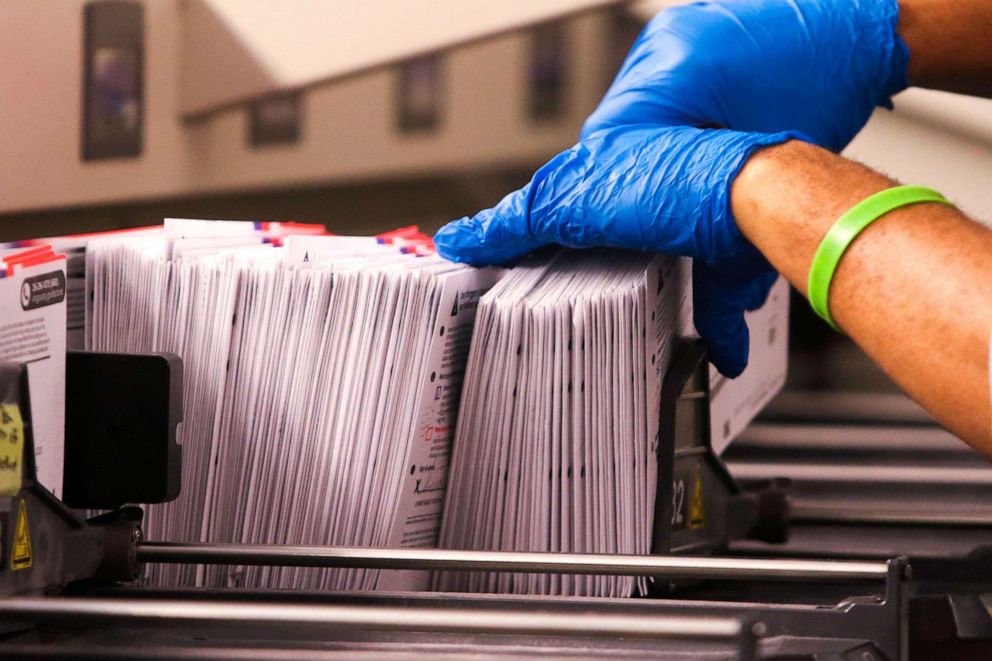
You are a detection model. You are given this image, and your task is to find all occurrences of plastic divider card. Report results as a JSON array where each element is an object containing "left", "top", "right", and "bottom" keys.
[{"left": 81, "top": 220, "right": 496, "bottom": 590}]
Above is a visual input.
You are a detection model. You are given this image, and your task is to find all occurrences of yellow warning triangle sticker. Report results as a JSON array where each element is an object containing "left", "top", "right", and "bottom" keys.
[
  {"left": 689, "top": 461, "right": 705, "bottom": 529},
  {"left": 11, "top": 498, "right": 32, "bottom": 570}
]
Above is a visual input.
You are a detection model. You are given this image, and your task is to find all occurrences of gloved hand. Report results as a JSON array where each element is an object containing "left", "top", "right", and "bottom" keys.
[
  {"left": 583, "top": 0, "right": 909, "bottom": 152},
  {"left": 434, "top": 124, "right": 807, "bottom": 377}
]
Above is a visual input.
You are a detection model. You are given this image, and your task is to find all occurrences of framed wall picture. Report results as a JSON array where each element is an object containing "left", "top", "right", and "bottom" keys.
[
  {"left": 81, "top": 1, "right": 144, "bottom": 161},
  {"left": 249, "top": 92, "right": 303, "bottom": 147},
  {"left": 396, "top": 54, "right": 443, "bottom": 133},
  {"left": 529, "top": 22, "right": 568, "bottom": 121}
]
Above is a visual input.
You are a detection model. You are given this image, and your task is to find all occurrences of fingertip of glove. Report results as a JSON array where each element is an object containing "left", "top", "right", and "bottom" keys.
[
  {"left": 693, "top": 306, "right": 750, "bottom": 378},
  {"left": 433, "top": 218, "right": 482, "bottom": 264},
  {"left": 743, "top": 271, "right": 778, "bottom": 311},
  {"left": 713, "top": 356, "right": 746, "bottom": 379},
  {"left": 434, "top": 214, "right": 539, "bottom": 267},
  {"left": 692, "top": 264, "right": 751, "bottom": 378},
  {"left": 704, "top": 333, "right": 748, "bottom": 378}
]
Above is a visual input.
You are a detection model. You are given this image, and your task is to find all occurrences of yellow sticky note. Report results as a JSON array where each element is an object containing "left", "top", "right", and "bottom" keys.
[{"left": 0, "top": 403, "right": 25, "bottom": 497}]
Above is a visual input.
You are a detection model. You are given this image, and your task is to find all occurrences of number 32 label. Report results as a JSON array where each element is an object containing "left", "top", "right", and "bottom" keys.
[{"left": 671, "top": 460, "right": 705, "bottom": 531}]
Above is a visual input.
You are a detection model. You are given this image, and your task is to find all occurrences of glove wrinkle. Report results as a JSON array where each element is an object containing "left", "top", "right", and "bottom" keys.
[
  {"left": 435, "top": 123, "right": 800, "bottom": 376},
  {"left": 583, "top": 0, "right": 908, "bottom": 153},
  {"left": 693, "top": 261, "right": 751, "bottom": 378},
  {"left": 437, "top": 0, "right": 909, "bottom": 376}
]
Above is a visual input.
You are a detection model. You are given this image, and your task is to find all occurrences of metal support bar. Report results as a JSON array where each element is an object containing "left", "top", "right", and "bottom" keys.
[
  {"left": 136, "top": 542, "right": 889, "bottom": 582},
  {"left": 791, "top": 504, "right": 992, "bottom": 528},
  {"left": 731, "top": 461, "right": 992, "bottom": 486},
  {"left": 0, "top": 596, "right": 749, "bottom": 642}
]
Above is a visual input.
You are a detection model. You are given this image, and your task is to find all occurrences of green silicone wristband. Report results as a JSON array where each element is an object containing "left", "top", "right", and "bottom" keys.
[{"left": 808, "top": 185, "right": 953, "bottom": 330}]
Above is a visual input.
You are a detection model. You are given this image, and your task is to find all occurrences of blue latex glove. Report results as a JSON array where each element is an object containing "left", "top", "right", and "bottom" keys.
[
  {"left": 583, "top": 0, "right": 909, "bottom": 152},
  {"left": 434, "top": 125, "right": 807, "bottom": 377}
]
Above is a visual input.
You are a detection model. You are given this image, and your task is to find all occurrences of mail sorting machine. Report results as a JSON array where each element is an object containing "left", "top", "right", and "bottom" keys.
[
  {"left": 725, "top": 388, "right": 992, "bottom": 660},
  {"left": 0, "top": 343, "right": 985, "bottom": 660}
]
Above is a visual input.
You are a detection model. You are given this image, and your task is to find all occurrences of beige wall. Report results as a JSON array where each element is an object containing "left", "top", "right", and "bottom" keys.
[
  {"left": 8, "top": 0, "right": 986, "bottom": 224},
  {"left": 181, "top": 0, "right": 617, "bottom": 117},
  {"left": 0, "top": 0, "right": 192, "bottom": 215},
  {"left": 846, "top": 90, "right": 992, "bottom": 222},
  {"left": 0, "top": 1, "right": 613, "bottom": 218},
  {"left": 184, "top": 11, "right": 612, "bottom": 195}
]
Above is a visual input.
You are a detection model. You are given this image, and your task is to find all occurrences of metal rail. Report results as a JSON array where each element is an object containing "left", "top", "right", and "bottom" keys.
[
  {"left": 737, "top": 423, "right": 960, "bottom": 452},
  {"left": 136, "top": 543, "right": 890, "bottom": 582},
  {"left": 730, "top": 461, "right": 992, "bottom": 486},
  {"left": 0, "top": 596, "right": 749, "bottom": 642},
  {"left": 791, "top": 504, "right": 992, "bottom": 527},
  {"left": 761, "top": 391, "right": 934, "bottom": 425}
]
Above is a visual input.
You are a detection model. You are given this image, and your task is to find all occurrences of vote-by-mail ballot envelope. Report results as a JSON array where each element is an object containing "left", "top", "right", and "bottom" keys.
[{"left": 0, "top": 246, "right": 68, "bottom": 497}]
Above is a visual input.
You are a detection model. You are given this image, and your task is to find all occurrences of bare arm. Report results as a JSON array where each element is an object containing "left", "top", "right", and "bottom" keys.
[
  {"left": 734, "top": 0, "right": 992, "bottom": 449},
  {"left": 732, "top": 140, "right": 992, "bottom": 454},
  {"left": 900, "top": 0, "right": 992, "bottom": 97}
]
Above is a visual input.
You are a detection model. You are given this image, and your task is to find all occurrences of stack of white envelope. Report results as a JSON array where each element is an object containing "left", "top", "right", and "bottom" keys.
[
  {"left": 436, "top": 248, "right": 688, "bottom": 598},
  {"left": 85, "top": 219, "right": 500, "bottom": 590}
]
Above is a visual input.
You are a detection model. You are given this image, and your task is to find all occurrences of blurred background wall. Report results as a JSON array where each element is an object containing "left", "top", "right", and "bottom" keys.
[
  {"left": 0, "top": 1, "right": 625, "bottom": 238},
  {"left": 2, "top": 1, "right": 989, "bottom": 235}
]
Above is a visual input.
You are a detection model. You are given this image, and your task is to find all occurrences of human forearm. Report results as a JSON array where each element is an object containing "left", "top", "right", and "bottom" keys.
[
  {"left": 899, "top": 0, "right": 992, "bottom": 96},
  {"left": 732, "top": 140, "right": 992, "bottom": 453}
]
